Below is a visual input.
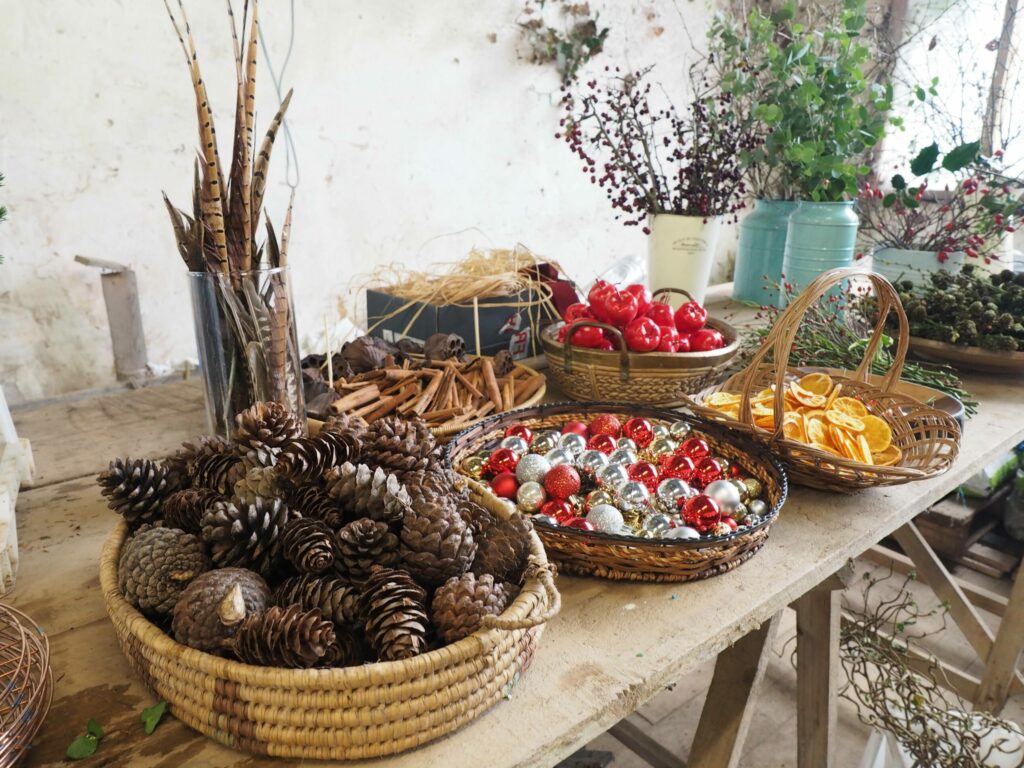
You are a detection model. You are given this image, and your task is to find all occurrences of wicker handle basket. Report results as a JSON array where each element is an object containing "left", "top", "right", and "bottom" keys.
[
  {"left": 651, "top": 286, "right": 698, "bottom": 305},
  {"left": 561, "top": 320, "right": 631, "bottom": 380}
]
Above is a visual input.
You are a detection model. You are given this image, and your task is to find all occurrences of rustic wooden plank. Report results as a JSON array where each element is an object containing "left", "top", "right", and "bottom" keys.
[
  {"left": 976, "top": 559, "right": 1024, "bottom": 713},
  {"left": 794, "top": 581, "right": 844, "bottom": 768},
  {"left": 688, "top": 612, "right": 781, "bottom": 768},
  {"left": 608, "top": 717, "right": 684, "bottom": 768}
]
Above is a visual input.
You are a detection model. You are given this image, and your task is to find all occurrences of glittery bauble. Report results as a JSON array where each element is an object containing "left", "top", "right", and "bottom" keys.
[
  {"left": 532, "top": 514, "right": 557, "bottom": 526},
  {"left": 622, "top": 417, "right": 655, "bottom": 448},
  {"left": 744, "top": 478, "right": 763, "bottom": 499},
  {"left": 516, "top": 453, "right": 552, "bottom": 485},
  {"left": 621, "top": 509, "right": 643, "bottom": 533},
  {"left": 561, "top": 420, "right": 589, "bottom": 437},
  {"left": 669, "top": 420, "right": 693, "bottom": 440},
  {"left": 461, "top": 455, "right": 486, "bottom": 480},
  {"left": 544, "top": 448, "right": 572, "bottom": 467},
  {"left": 586, "top": 504, "right": 625, "bottom": 533},
  {"left": 656, "top": 478, "right": 692, "bottom": 509},
  {"left": 617, "top": 481, "right": 651, "bottom": 512},
  {"left": 499, "top": 435, "right": 530, "bottom": 456},
  {"left": 516, "top": 481, "right": 547, "bottom": 512},
  {"left": 577, "top": 449, "right": 610, "bottom": 479},
  {"left": 597, "top": 463, "right": 630, "bottom": 491},
  {"left": 703, "top": 479, "right": 742, "bottom": 514},
  {"left": 648, "top": 437, "right": 677, "bottom": 458},
  {"left": 721, "top": 517, "right": 738, "bottom": 531},
  {"left": 531, "top": 430, "right": 560, "bottom": 454},
  {"left": 659, "top": 454, "right": 696, "bottom": 482},
  {"left": 628, "top": 462, "right": 660, "bottom": 492},
  {"left": 693, "top": 457, "right": 725, "bottom": 488},
  {"left": 716, "top": 457, "right": 731, "bottom": 475},
  {"left": 681, "top": 494, "right": 721, "bottom": 529},
  {"left": 730, "top": 478, "right": 750, "bottom": 501},
  {"left": 558, "top": 432, "right": 588, "bottom": 457},
  {"left": 679, "top": 437, "right": 711, "bottom": 460},
  {"left": 651, "top": 423, "right": 670, "bottom": 440},
  {"left": 541, "top": 499, "right": 575, "bottom": 523},
  {"left": 608, "top": 448, "right": 638, "bottom": 466},
  {"left": 565, "top": 517, "right": 595, "bottom": 531},
  {"left": 587, "top": 434, "right": 618, "bottom": 455},
  {"left": 544, "top": 464, "right": 581, "bottom": 500},
  {"left": 488, "top": 448, "right": 520, "bottom": 475},
  {"left": 588, "top": 414, "right": 623, "bottom": 438},
  {"left": 642, "top": 512, "right": 672, "bottom": 536},
  {"left": 710, "top": 521, "right": 734, "bottom": 537},
  {"left": 732, "top": 503, "right": 750, "bottom": 524},
  {"left": 747, "top": 499, "right": 768, "bottom": 517},
  {"left": 665, "top": 525, "right": 700, "bottom": 541},
  {"left": 617, "top": 437, "right": 638, "bottom": 452},
  {"left": 504, "top": 424, "right": 534, "bottom": 444},
  {"left": 585, "top": 489, "right": 615, "bottom": 510},
  {"left": 490, "top": 471, "right": 519, "bottom": 499}
]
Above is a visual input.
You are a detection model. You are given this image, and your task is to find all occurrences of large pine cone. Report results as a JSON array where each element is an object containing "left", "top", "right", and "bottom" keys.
[
  {"left": 399, "top": 501, "right": 476, "bottom": 588},
  {"left": 431, "top": 573, "right": 512, "bottom": 644},
  {"left": 335, "top": 519, "right": 399, "bottom": 582},
  {"left": 462, "top": 501, "right": 532, "bottom": 583},
  {"left": 282, "top": 484, "right": 345, "bottom": 530},
  {"left": 172, "top": 568, "right": 271, "bottom": 652},
  {"left": 360, "top": 566, "right": 429, "bottom": 661},
  {"left": 280, "top": 518, "right": 336, "bottom": 574},
  {"left": 232, "top": 466, "right": 280, "bottom": 504},
  {"left": 325, "top": 463, "right": 411, "bottom": 526},
  {"left": 201, "top": 498, "right": 292, "bottom": 578},
  {"left": 274, "top": 574, "right": 362, "bottom": 628},
  {"left": 360, "top": 415, "right": 439, "bottom": 478},
  {"left": 165, "top": 436, "right": 230, "bottom": 485},
  {"left": 190, "top": 450, "right": 246, "bottom": 496},
  {"left": 162, "top": 488, "right": 221, "bottom": 534},
  {"left": 118, "top": 526, "right": 209, "bottom": 616},
  {"left": 233, "top": 402, "right": 304, "bottom": 466},
  {"left": 402, "top": 467, "right": 468, "bottom": 502},
  {"left": 276, "top": 427, "right": 362, "bottom": 484},
  {"left": 98, "top": 457, "right": 179, "bottom": 527},
  {"left": 229, "top": 604, "right": 336, "bottom": 668}
]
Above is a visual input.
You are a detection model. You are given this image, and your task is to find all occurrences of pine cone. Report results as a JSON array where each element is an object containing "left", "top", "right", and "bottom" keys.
[
  {"left": 162, "top": 488, "right": 222, "bottom": 534},
  {"left": 360, "top": 415, "right": 439, "bottom": 478},
  {"left": 172, "top": 568, "right": 271, "bottom": 652},
  {"left": 324, "top": 628, "right": 366, "bottom": 667},
  {"left": 360, "top": 566, "right": 429, "bottom": 661},
  {"left": 402, "top": 467, "right": 468, "bottom": 502},
  {"left": 229, "top": 604, "right": 336, "bottom": 668},
  {"left": 323, "top": 412, "right": 369, "bottom": 437},
  {"left": 399, "top": 500, "right": 476, "bottom": 588},
  {"left": 190, "top": 450, "right": 246, "bottom": 496},
  {"left": 280, "top": 518, "right": 336, "bottom": 574},
  {"left": 282, "top": 484, "right": 346, "bottom": 530},
  {"left": 274, "top": 574, "right": 363, "bottom": 628},
  {"left": 232, "top": 465, "right": 280, "bottom": 504},
  {"left": 431, "top": 573, "right": 512, "bottom": 644},
  {"left": 325, "top": 463, "right": 411, "bottom": 526},
  {"left": 462, "top": 502, "right": 532, "bottom": 583},
  {"left": 233, "top": 401, "right": 304, "bottom": 466},
  {"left": 276, "top": 428, "right": 362, "bottom": 483},
  {"left": 335, "top": 519, "right": 399, "bottom": 581},
  {"left": 165, "top": 436, "right": 231, "bottom": 484},
  {"left": 201, "top": 498, "right": 292, "bottom": 578},
  {"left": 98, "top": 457, "right": 179, "bottom": 527},
  {"left": 118, "top": 526, "right": 209, "bottom": 616}
]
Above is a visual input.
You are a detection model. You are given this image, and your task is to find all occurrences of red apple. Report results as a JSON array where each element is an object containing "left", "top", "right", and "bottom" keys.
[
  {"left": 624, "top": 316, "right": 661, "bottom": 352},
  {"left": 564, "top": 302, "right": 591, "bottom": 324},
  {"left": 674, "top": 301, "right": 708, "bottom": 334},
  {"left": 690, "top": 328, "right": 725, "bottom": 351},
  {"left": 603, "top": 290, "right": 639, "bottom": 327},
  {"left": 624, "top": 284, "right": 653, "bottom": 316},
  {"left": 646, "top": 301, "right": 674, "bottom": 327},
  {"left": 656, "top": 326, "right": 681, "bottom": 353}
]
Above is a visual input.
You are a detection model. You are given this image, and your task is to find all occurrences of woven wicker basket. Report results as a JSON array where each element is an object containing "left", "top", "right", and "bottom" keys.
[
  {"left": 685, "top": 268, "right": 961, "bottom": 493},
  {"left": 540, "top": 289, "right": 738, "bottom": 407},
  {"left": 446, "top": 402, "right": 788, "bottom": 582},
  {"left": 100, "top": 487, "right": 559, "bottom": 760}
]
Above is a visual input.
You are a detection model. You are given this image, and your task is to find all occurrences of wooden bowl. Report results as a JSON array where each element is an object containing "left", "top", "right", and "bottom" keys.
[{"left": 907, "top": 336, "right": 1024, "bottom": 375}]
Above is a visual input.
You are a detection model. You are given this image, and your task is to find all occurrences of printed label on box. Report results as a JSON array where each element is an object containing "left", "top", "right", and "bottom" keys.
[{"left": 508, "top": 328, "right": 530, "bottom": 359}]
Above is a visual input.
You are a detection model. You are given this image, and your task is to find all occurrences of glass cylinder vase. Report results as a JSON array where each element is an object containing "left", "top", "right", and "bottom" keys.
[{"left": 187, "top": 267, "right": 306, "bottom": 438}]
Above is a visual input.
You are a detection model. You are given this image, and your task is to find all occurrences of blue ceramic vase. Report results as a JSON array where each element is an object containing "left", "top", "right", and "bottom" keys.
[
  {"left": 732, "top": 200, "right": 798, "bottom": 306},
  {"left": 780, "top": 201, "right": 859, "bottom": 306}
]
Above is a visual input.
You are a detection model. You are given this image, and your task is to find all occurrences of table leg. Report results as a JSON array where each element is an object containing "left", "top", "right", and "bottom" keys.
[
  {"left": 977, "top": 561, "right": 1024, "bottom": 713},
  {"left": 794, "top": 578, "right": 844, "bottom": 768},
  {"left": 687, "top": 611, "right": 782, "bottom": 768}
]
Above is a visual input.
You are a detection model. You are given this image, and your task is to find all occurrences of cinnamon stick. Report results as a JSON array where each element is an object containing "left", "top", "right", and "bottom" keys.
[
  {"left": 481, "top": 358, "right": 503, "bottom": 410},
  {"left": 329, "top": 384, "right": 381, "bottom": 413}
]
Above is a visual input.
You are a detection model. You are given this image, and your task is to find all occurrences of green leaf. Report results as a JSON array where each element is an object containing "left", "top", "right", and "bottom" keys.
[
  {"left": 915, "top": 85, "right": 926, "bottom": 101},
  {"left": 770, "top": 2, "right": 795, "bottom": 23},
  {"left": 66, "top": 734, "right": 99, "bottom": 760},
  {"left": 909, "top": 143, "right": 939, "bottom": 176},
  {"left": 141, "top": 701, "right": 168, "bottom": 735},
  {"left": 87, "top": 719, "right": 104, "bottom": 739},
  {"left": 891, "top": 174, "right": 906, "bottom": 190},
  {"left": 882, "top": 192, "right": 897, "bottom": 208},
  {"left": 942, "top": 140, "right": 981, "bottom": 171}
]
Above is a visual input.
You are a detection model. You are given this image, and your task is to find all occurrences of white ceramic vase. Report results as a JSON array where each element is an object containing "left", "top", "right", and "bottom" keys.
[
  {"left": 870, "top": 248, "right": 964, "bottom": 286},
  {"left": 647, "top": 213, "right": 722, "bottom": 305}
]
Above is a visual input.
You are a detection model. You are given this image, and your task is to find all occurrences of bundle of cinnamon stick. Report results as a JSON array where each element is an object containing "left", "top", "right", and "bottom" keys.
[{"left": 328, "top": 355, "right": 546, "bottom": 428}]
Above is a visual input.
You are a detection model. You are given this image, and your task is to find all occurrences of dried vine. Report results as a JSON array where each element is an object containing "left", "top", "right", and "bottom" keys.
[{"left": 516, "top": 0, "right": 608, "bottom": 83}]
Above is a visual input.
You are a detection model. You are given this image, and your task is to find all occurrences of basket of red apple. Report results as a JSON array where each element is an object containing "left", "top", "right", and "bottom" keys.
[{"left": 540, "top": 284, "right": 739, "bottom": 406}]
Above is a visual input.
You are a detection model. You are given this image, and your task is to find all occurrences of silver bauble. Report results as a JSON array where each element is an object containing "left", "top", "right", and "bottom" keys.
[
  {"left": 704, "top": 479, "right": 743, "bottom": 514},
  {"left": 531, "top": 430, "right": 560, "bottom": 454},
  {"left": 648, "top": 437, "right": 677, "bottom": 457},
  {"left": 665, "top": 525, "right": 700, "bottom": 541},
  {"left": 617, "top": 481, "right": 651, "bottom": 512},
  {"left": 669, "top": 420, "right": 692, "bottom": 440},
  {"left": 617, "top": 437, "right": 638, "bottom": 452},
  {"left": 516, "top": 453, "right": 552, "bottom": 484},
  {"left": 500, "top": 435, "right": 530, "bottom": 456},
  {"left": 544, "top": 448, "right": 572, "bottom": 467},
  {"left": 576, "top": 449, "right": 610, "bottom": 478},
  {"left": 641, "top": 512, "right": 672, "bottom": 536},
  {"left": 516, "top": 481, "right": 547, "bottom": 513},
  {"left": 532, "top": 514, "right": 558, "bottom": 527},
  {"left": 585, "top": 489, "right": 615, "bottom": 510},
  {"left": 597, "top": 463, "right": 630, "bottom": 491},
  {"left": 747, "top": 498, "right": 768, "bottom": 517},
  {"left": 608, "top": 448, "right": 638, "bottom": 466},
  {"left": 558, "top": 432, "right": 588, "bottom": 457},
  {"left": 656, "top": 478, "right": 692, "bottom": 509},
  {"left": 651, "top": 423, "right": 671, "bottom": 439},
  {"left": 586, "top": 504, "right": 625, "bottom": 533}
]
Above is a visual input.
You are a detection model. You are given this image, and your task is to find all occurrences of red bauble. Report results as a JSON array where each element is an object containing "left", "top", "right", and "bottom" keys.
[
  {"left": 729, "top": 463, "right": 744, "bottom": 479},
  {"left": 625, "top": 284, "right": 653, "bottom": 316},
  {"left": 587, "top": 434, "right": 618, "bottom": 454},
  {"left": 561, "top": 420, "right": 589, "bottom": 437},
  {"left": 690, "top": 328, "right": 725, "bottom": 352},
  {"left": 490, "top": 472, "right": 519, "bottom": 499},
  {"left": 622, "top": 417, "right": 655, "bottom": 448},
  {"left": 565, "top": 517, "right": 595, "bottom": 531},
  {"left": 588, "top": 413, "right": 623, "bottom": 438},
  {"left": 659, "top": 453, "right": 696, "bottom": 481},
  {"left": 604, "top": 290, "right": 639, "bottom": 327},
  {"left": 544, "top": 464, "right": 581, "bottom": 500},
  {"left": 541, "top": 499, "right": 575, "bottom": 524},
  {"left": 487, "top": 448, "right": 520, "bottom": 475},
  {"left": 681, "top": 494, "right": 721, "bottom": 528},
  {"left": 679, "top": 437, "right": 711, "bottom": 460},
  {"left": 646, "top": 301, "right": 675, "bottom": 327},
  {"left": 674, "top": 300, "right": 708, "bottom": 334},
  {"left": 624, "top": 317, "right": 661, "bottom": 352},
  {"left": 694, "top": 457, "right": 725, "bottom": 487},
  {"left": 721, "top": 516, "right": 738, "bottom": 531},
  {"left": 628, "top": 461, "right": 660, "bottom": 491},
  {"left": 504, "top": 424, "right": 534, "bottom": 444}
]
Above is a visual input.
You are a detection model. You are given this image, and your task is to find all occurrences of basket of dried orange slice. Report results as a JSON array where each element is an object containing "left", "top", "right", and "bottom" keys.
[{"left": 685, "top": 268, "right": 961, "bottom": 493}]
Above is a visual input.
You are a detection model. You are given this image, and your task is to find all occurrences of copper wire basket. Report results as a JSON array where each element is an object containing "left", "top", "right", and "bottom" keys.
[{"left": 0, "top": 604, "right": 52, "bottom": 767}]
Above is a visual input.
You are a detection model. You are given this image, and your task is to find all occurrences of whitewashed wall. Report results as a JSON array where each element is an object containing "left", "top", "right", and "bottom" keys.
[{"left": 0, "top": 1, "right": 723, "bottom": 403}]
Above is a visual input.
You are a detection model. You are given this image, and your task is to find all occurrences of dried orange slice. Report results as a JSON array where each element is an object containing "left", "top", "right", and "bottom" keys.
[
  {"left": 789, "top": 381, "right": 827, "bottom": 408},
  {"left": 832, "top": 396, "right": 869, "bottom": 419},
  {"left": 856, "top": 434, "right": 874, "bottom": 465},
  {"left": 825, "top": 383, "right": 843, "bottom": 410},
  {"left": 706, "top": 392, "right": 742, "bottom": 408},
  {"left": 798, "top": 372, "right": 834, "bottom": 396},
  {"left": 872, "top": 445, "right": 902, "bottom": 467},
  {"left": 754, "top": 413, "right": 776, "bottom": 430},
  {"left": 860, "top": 414, "right": 893, "bottom": 453},
  {"left": 812, "top": 440, "right": 840, "bottom": 456},
  {"left": 802, "top": 408, "right": 827, "bottom": 422},
  {"left": 826, "top": 410, "right": 865, "bottom": 433},
  {"left": 805, "top": 416, "right": 827, "bottom": 445},
  {"left": 782, "top": 412, "right": 806, "bottom": 442},
  {"left": 829, "top": 424, "right": 860, "bottom": 460}
]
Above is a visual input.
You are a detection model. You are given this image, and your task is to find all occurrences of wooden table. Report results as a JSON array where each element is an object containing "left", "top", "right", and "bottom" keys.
[{"left": 9, "top": 367, "right": 1024, "bottom": 767}]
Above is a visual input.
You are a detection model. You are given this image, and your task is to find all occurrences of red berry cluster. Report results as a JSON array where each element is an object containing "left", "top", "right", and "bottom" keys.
[{"left": 557, "top": 280, "right": 727, "bottom": 353}]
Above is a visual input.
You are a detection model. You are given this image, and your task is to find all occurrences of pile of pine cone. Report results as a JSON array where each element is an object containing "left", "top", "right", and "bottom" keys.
[{"left": 98, "top": 402, "right": 534, "bottom": 669}]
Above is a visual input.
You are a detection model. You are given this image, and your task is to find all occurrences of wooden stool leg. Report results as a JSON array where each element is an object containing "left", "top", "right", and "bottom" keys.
[
  {"left": 795, "top": 582, "right": 842, "bottom": 768},
  {"left": 977, "top": 562, "right": 1024, "bottom": 713},
  {"left": 688, "top": 611, "right": 782, "bottom": 768}
]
